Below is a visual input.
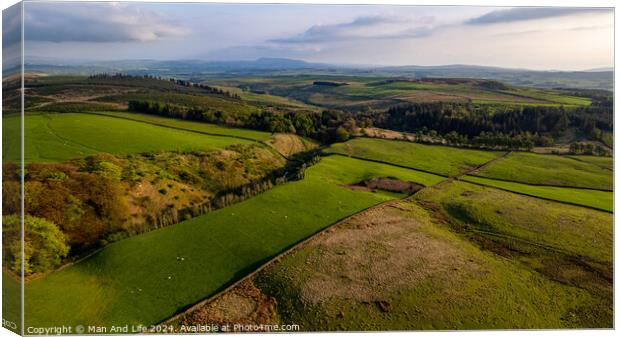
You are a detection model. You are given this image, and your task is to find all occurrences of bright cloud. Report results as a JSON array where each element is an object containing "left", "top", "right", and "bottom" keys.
[{"left": 23, "top": 2, "right": 189, "bottom": 43}]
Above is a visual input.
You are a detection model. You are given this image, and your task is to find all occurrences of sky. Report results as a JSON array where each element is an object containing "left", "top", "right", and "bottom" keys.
[{"left": 4, "top": 2, "right": 615, "bottom": 70}]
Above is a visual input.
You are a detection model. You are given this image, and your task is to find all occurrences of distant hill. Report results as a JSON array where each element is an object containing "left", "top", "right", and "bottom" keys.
[
  {"left": 584, "top": 67, "right": 613, "bottom": 72},
  {"left": 370, "top": 64, "right": 613, "bottom": 90},
  {"left": 23, "top": 58, "right": 613, "bottom": 91}
]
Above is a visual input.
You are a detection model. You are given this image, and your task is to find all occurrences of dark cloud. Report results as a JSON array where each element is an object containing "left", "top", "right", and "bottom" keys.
[
  {"left": 467, "top": 7, "right": 611, "bottom": 25},
  {"left": 3, "top": 3, "right": 22, "bottom": 47},
  {"left": 3, "top": 3, "right": 23, "bottom": 72},
  {"left": 269, "top": 15, "right": 432, "bottom": 44},
  {"left": 23, "top": 3, "right": 188, "bottom": 43}
]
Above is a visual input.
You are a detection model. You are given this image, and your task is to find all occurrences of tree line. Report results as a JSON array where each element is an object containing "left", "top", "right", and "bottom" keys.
[
  {"left": 129, "top": 99, "right": 358, "bottom": 143},
  {"left": 130, "top": 94, "right": 612, "bottom": 150}
]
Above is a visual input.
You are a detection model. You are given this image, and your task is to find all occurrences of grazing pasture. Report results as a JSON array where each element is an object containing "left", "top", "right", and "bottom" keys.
[
  {"left": 209, "top": 201, "right": 609, "bottom": 330},
  {"left": 461, "top": 175, "right": 613, "bottom": 212},
  {"left": 24, "top": 155, "right": 445, "bottom": 327},
  {"left": 327, "top": 137, "right": 503, "bottom": 176},
  {"left": 209, "top": 76, "right": 592, "bottom": 111},
  {"left": 2, "top": 113, "right": 257, "bottom": 163},
  {"left": 473, "top": 152, "right": 612, "bottom": 190},
  {"left": 5, "top": 72, "right": 613, "bottom": 331},
  {"left": 90, "top": 111, "right": 271, "bottom": 141},
  {"left": 340, "top": 79, "right": 591, "bottom": 106},
  {"left": 568, "top": 155, "right": 613, "bottom": 171},
  {"left": 210, "top": 84, "right": 320, "bottom": 112},
  {"left": 414, "top": 180, "right": 612, "bottom": 324},
  {"left": 2, "top": 273, "right": 21, "bottom": 334},
  {"left": 416, "top": 180, "right": 613, "bottom": 265}
]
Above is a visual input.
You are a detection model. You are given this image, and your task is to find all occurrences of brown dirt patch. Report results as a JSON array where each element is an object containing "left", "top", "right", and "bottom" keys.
[
  {"left": 180, "top": 279, "right": 278, "bottom": 330},
  {"left": 393, "top": 91, "right": 469, "bottom": 103},
  {"left": 295, "top": 202, "right": 486, "bottom": 305},
  {"left": 343, "top": 177, "right": 424, "bottom": 194}
]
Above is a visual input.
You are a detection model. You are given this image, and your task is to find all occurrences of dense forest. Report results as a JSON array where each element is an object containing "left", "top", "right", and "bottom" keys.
[
  {"left": 365, "top": 99, "right": 612, "bottom": 151},
  {"left": 129, "top": 100, "right": 356, "bottom": 143}
]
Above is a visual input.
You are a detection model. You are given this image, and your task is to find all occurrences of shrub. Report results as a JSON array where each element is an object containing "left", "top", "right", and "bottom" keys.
[
  {"left": 2, "top": 215, "right": 69, "bottom": 275},
  {"left": 335, "top": 127, "right": 350, "bottom": 142}
]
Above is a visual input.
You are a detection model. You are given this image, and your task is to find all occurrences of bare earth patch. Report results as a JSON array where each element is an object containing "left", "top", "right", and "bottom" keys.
[
  {"left": 343, "top": 177, "right": 424, "bottom": 194},
  {"left": 179, "top": 279, "right": 278, "bottom": 330},
  {"left": 294, "top": 202, "right": 485, "bottom": 305}
]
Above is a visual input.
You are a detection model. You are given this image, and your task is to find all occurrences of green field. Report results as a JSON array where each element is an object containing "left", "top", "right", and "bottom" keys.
[
  {"left": 461, "top": 175, "right": 613, "bottom": 212},
  {"left": 568, "top": 155, "right": 613, "bottom": 171},
  {"left": 327, "top": 137, "right": 503, "bottom": 176},
  {"left": 4, "top": 72, "right": 614, "bottom": 331},
  {"left": 416, "top": 180, "right": 613, "bottom": 265},
  {"left": 2, "top": 272, "right": 21, "bottom": 334},
  {"left": 211, "top": 76, "right": 594, "bottom": 110},
  {"left": 23, "top": 155, "right": 445, "bottom": 327},
  {"left": 339, "top": 80, "right": 591, "bottom": 107},
  {"left": 211, "top": 85, "right": 320, "bottom": 112},
  {"left": 256, "top": 200, "right": 608, "bottom": 330},
  {"left": 500, "top": 87, "right": 592, "bottom": 106},
  {"left": 90, "top": 111, "right": 271, "bottom": 141},
  {"left": 2, "top": 113, "right": 261, "bottom": 163},
  {"left": 474, "top": 152, "right": 612, "bottom": 190}
]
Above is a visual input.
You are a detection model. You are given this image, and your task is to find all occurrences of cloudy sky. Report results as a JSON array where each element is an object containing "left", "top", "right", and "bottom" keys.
[{"left": 8, "top": 2, "right": 615, "bottom": 70}]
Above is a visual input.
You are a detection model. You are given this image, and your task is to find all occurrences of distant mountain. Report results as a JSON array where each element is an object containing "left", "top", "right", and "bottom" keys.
[
  {"left": 191, "top": 57, "right": 329, "bottom": 71},
  {"left": 251, "top": 57, "right": 325, "bottom": 68},
  {"left": 23, "top": 58, "right": 613, "bottom": 90}
]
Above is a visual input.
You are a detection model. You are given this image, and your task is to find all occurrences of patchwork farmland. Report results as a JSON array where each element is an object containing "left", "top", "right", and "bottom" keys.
[{"left": 2, "top": 72, "right": 613, "bottom": 332}]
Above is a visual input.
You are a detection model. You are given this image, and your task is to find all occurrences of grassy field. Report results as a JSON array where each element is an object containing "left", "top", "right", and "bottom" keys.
[
  {"left": 2, "top": 113, "right": 261, "bottom": 163},
  {"left": 327, "top": 137, "right": 503, "bottom": 176},
  {"left": 23, "top": 155, "right": 445, "bottom": 327},
  {"left": 251, "top": 200, "right": 608, "bottom": 330},
  {"left": 205, "top": 76, "right": 593, "bottom": 111},
  {"left": 568, "top": 155, "right": 613, "bottom": 171},
  {"left": 416, "top": 180, "right": 612, "bottom": 265},
  {"left": 181, "top": 177, "right": 612, "bottom": 330},
  {"left": 29, "top": 101, "right": 125, "bottom": 113},
  {"left": 210, "top": 85, "right": 320, "bottom": 112},
  {"left": 90, "top": 111, "right": 271, "bottom": 141},
  {"left": 340, "top": 80, "right": 591, "bottom": 107},
  {"left": 500, "top": 87, "right": 592, "bottom": 106},
  {"left": 461, "top": 175, "right": 613, "bottom": 212},
  {"left": 2, "top": 272, "right": 21, "bottom": 334},
  {"left": 473, "top": 152, "right": 612, "bottom": 190}
]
